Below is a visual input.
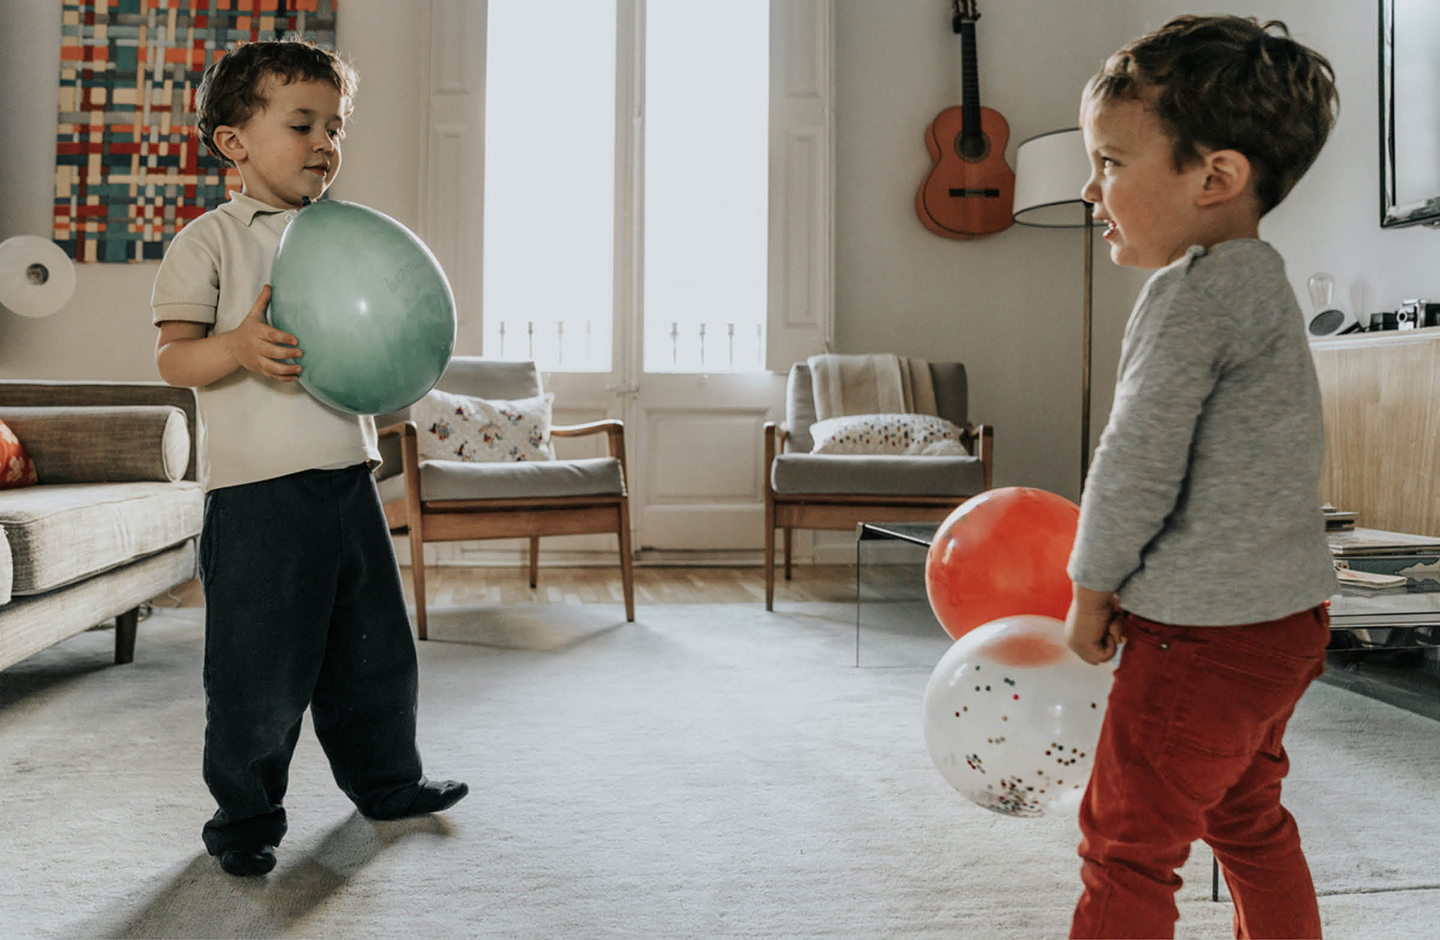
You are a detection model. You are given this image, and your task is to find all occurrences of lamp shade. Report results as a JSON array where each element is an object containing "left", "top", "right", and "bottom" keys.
[{"left": 1012, "top": 128, "right": 1091, "bottom": 228}]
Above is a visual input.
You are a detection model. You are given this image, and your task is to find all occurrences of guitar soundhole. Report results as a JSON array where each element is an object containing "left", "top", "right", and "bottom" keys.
[{"left": 955, "top": 133, "right": 990, "bottom": 163}]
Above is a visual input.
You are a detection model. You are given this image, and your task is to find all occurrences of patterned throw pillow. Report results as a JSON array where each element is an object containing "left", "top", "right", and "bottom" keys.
[
  {"left": 809, "top": 413, "right": 969, "bottom": 456},
  {"left": 0, "top": 419, "right": 38, "bottom": 488},
  {"left": 412, "top": 388, "right": 557, "bottom": 462}
]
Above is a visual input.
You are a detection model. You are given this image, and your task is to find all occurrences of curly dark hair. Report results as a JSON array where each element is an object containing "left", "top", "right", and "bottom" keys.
[
  {"left": 1083, "top": 15, "right": 1337, "bottom": 216},
  {"left": 194, "top": 40, "right": 358, "bottom": 167}
]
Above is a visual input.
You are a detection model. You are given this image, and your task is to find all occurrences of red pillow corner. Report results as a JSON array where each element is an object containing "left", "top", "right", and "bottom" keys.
[{"left": 0, "top": 419, "right": 38, "bottom": 489}]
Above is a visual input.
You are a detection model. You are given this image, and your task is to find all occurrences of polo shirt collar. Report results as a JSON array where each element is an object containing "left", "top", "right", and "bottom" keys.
[{"left": 218, "top": 190, "right": 298, "bottom": 225}]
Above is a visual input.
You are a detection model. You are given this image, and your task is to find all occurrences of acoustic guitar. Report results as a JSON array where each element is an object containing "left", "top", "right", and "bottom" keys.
[{"left": 915, "top": 0, "right": 1015, "bottom": 240}]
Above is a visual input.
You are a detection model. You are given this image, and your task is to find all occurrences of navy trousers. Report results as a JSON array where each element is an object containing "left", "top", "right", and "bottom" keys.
[{"left": 198, "top": 464, "right": 424, "bottom": 854}]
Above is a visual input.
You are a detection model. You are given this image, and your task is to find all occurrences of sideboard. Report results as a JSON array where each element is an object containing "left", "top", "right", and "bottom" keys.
[{"left": 1311, "top": 329, "right": 1440, "bottom": 536}]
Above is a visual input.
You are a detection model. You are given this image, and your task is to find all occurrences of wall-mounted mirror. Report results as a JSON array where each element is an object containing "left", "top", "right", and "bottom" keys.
[{"left": 1380, "top": 0, "right": 1440, "bottom": 228}]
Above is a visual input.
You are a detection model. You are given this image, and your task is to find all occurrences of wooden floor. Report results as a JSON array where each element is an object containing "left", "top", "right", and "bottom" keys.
[{"left": 157, "top": 565, "right": 859, "bottom": 608}]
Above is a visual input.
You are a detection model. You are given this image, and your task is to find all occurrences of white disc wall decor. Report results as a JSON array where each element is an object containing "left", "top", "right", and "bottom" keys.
[{"left": 0, "top": 236, "right": 78, "bottom": 319}]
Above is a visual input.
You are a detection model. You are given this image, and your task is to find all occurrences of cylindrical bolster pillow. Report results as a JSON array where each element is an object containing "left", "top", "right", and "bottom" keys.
[{"left": 0, "top": 406, "right": 190, "bottom": 483}]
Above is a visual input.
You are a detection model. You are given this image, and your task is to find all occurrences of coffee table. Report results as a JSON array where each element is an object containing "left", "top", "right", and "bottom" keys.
[
  {"left": 856, "top": 521, "right": 1440, "bottom": 659},
  {"left": 853, "top": 522, "right": 952, "bottom": 667}
]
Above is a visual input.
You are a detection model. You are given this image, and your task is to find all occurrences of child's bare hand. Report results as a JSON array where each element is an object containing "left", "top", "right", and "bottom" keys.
[
  {"left": 222, "top": 285, "right": 303, "bottom": 381},
  {"left": 1065, "top": 588, "right": 1124, "bottom": 665}
]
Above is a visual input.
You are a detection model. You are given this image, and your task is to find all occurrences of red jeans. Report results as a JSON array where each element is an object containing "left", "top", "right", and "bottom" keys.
[{"left": 1070, "top": 605, "right": 1331, "bottom": 939}]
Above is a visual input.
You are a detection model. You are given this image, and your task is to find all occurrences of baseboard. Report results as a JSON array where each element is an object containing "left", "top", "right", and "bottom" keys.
[
  {"left": 391, "top": 534, "right": 904, "bottom": 568},
  {"left": 393, "top": 539, "right": 774, "bottom": 568}
]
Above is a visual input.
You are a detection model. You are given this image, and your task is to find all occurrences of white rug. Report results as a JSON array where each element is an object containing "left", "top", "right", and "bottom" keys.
[{"left": 2, "top": 602, "right": 1440, "bottom": 939}]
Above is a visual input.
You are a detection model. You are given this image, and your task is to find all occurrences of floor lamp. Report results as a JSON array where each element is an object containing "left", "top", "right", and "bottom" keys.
[{"left": 1011, "top": 128, "right": 1096, "bottom": 488}]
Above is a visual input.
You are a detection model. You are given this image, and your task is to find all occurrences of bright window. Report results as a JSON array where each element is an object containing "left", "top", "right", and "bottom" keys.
[
  {"left": 482, "top": 0, "right": 770, "bottom": 374},
  {"left": 642, "top": 0, "right": 769, "bottom": 373},
  {"left": 482, "top": 0, "right": 617, "bottom": 372}
]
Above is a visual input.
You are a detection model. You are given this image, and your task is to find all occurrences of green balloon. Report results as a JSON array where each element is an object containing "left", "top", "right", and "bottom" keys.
[{"left": 269, "top": 199, "right": 456, "bottom": 415}]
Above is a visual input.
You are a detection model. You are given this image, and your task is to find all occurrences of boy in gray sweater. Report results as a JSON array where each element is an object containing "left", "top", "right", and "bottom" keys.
[{"left": 1063, "top": 16, "right": 1338, "bottom": 939}]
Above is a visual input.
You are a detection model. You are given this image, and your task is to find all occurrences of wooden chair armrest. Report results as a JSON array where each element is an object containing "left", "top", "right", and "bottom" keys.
[
  {"left": 964, "top": 423, "right": 995, "bottom": 491},
  {"left": 550, "top": 418, "right": 623, "bottom": 438},
  {"left": 377, "top": 419, "right": 417, "bottom": 439},
  {"left": 765, "top": 420, "right": 790, "bottom": 453},
  {"left": 552, "top": 418, "right": 628, "bottom": 480},
  {"left": 763, "top": 422, "right": 779, "bottom": 497}
]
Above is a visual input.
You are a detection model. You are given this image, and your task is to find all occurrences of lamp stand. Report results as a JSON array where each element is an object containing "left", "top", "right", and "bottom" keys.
[{"left": 1080, "top": 201, "right": 1094, "bottom": 491}]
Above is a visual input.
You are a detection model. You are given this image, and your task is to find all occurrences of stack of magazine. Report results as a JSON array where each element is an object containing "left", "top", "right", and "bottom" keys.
[{"left": 1327, "top": 526, "right": 1440, "bottom": 593}]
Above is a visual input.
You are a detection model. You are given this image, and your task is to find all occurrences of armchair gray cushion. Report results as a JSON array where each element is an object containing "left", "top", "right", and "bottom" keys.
[
  {"left": 770, "top": 453, "right": 983, "bottom": 497},
  {"left": 376, "top": 456, "right": 624, "bottom": 503}
]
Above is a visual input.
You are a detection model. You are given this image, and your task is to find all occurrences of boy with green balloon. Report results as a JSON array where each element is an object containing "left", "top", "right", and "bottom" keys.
[{"left": 152, "top": 40, "right": 466, "bottom": 878}]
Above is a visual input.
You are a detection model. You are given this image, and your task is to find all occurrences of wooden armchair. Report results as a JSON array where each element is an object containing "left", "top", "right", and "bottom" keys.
[
  {"left": 763, "top": 360, "right": 993, "bottom": 609},
  {"left": 376, "top": 359, "right": 634, "bottom": 639}
]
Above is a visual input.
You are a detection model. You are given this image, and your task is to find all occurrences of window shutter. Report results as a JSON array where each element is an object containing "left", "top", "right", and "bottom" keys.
[
  {"left": 765, "top": 0, "right": 835, "bottom": 372},
  {"left": 421, "top": 0, "right": 487, "bottom": 355}
]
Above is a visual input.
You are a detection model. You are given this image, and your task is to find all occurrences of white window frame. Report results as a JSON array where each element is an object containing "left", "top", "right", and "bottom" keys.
[{"left": 417, "top": 0, "right": 834, "bottom": 371}]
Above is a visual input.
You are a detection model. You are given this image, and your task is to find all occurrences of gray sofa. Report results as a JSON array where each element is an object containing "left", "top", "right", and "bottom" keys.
[{"left": 0, "top": 381, "right": 203, "bottom": 673}]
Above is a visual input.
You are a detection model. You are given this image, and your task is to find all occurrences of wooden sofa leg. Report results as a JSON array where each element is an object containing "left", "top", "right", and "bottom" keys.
[
  {"left": 408, "top": 527, "right": 429, "bottom": 641},
  {"left": 114, "top": 607, "right": 139, "bottom": 664},
  {"left": 529, "top": 535, "right": 540, "bottom": 589},
  {"left": 783, "top": 528, "right": 793, "bottom": 581}
]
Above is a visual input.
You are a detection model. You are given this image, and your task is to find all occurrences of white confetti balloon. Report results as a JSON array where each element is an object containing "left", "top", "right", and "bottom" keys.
[{"left": 923, "top": 614, "right": 1117, "bottom": 818}]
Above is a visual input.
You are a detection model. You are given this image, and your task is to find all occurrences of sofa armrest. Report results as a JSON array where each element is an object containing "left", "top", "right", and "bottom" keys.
[
  {"left": 0, "top": 381, "right": 198, "bottom": 481},
  {"left": 0, "top": 406, "right": 190, "bottom": 483}
]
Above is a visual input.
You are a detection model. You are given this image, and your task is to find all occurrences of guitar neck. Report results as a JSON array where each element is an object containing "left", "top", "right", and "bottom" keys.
[
  {"left": 960, "top": 21, "right": 982, "bottom": 141},
  {"left": 961, "top": 23, "right": 984, "bottom": 133}
]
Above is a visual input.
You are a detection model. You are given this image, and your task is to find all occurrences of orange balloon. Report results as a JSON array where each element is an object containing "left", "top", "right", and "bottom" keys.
[{"left": 925, "top": 487, "right": 1080, "bottom": 640}]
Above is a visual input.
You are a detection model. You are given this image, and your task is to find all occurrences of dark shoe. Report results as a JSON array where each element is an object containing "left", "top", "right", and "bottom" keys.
[
  {"left": 367, "top": 780, "right": 469, "bottom": 820},
  {"left": 218, "top": 844, "right": 277, "bottom": 877}
]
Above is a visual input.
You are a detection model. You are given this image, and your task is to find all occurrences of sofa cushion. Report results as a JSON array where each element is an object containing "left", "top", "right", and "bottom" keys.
[
  {"left": 376, "top": 456, "right": 624, "bottom": 503},
  {"left": 0, "top": 406, "right": 190, "bottom": 483},
  {"left": 770, "top": 453, "right": 984, "bottom": 497},
  {"left": 0, "top": 481, "right": 203, "bottom": 595}
]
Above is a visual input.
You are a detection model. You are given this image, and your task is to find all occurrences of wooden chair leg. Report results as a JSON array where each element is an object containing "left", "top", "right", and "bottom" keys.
[
  {"left": 765, "top": 501, "right": 776, "bottom": 611},
  {"left": 783, "top": 527, "right": 794, "bottom": 581},
  {"left": 114, "top": 606, "right": 139, "bottom": 664},
  {"left": 617, "top": 502, "right": 635, "bottom": 622},
  {"left": 529, "top": 535, "right": 540, "bottom": 589},
  {"left": 408, "top": 526, "right": 429, "bottom": 641}
]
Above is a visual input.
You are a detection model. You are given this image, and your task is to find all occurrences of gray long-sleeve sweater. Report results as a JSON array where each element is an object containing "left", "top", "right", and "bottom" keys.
[{"left": 1068, "top": 239, "right": 1337, "bottom": 626}]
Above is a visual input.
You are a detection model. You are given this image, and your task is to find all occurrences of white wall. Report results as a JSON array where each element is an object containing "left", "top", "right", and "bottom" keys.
[
  {"left": 2, "top": 1, "right": 1435, "bottom": 503},
  {"left": 0, "top": 0, "right": 426, "bottom": 381},
  {"left": 834, "top": 0, "right": 1439, "bottom": 500},
  {"left": 834, "top": 0, "right": 1146, "bottom": 501},
  {"left": 1154, "top": 0, "right": 1440, "bottom": 321}
]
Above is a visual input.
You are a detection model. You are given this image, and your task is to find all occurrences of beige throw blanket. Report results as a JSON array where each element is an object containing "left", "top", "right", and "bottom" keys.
[{"left": 807, "top": 354, "right": 937, "bottom": 421}]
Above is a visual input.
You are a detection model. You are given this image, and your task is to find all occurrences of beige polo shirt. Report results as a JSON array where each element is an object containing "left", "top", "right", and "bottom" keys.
[{"left": 152, "top": 191, "right": 380, "bottom": 491}]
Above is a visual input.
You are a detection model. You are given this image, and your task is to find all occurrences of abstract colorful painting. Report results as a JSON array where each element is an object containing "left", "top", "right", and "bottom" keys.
[{"left": 54, "top": 0, "right": 338, "bottom": 263}]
